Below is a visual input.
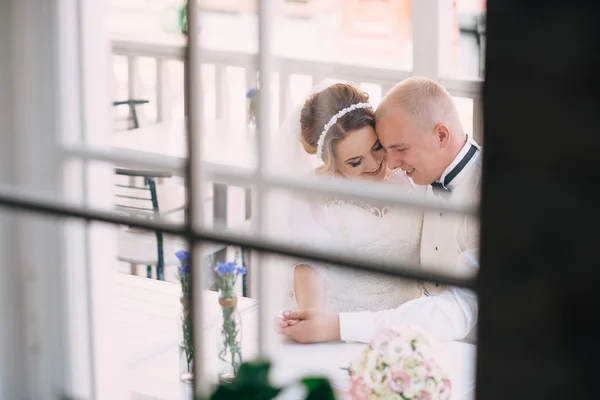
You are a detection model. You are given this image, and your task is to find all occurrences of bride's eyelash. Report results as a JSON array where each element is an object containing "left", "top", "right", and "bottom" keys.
[{"left": 349, "top": 143, "right": 382, "bottom": 168}]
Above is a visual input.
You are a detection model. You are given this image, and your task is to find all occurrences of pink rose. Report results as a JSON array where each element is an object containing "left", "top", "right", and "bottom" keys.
[
  {"left": 389, "top": 370, "right": 411, "bottom": 393},
  {"left": 348, "top": 376, "right": 371, "bottom": 400},
  {"left": 417, "top": 391, "right": 432, "bottom": 400},
  {"left": 370, "top": 329, "right": 395, "bottom": 350},
  {"left": 439, "top": 379, "right": 452, "bottom": 400}
]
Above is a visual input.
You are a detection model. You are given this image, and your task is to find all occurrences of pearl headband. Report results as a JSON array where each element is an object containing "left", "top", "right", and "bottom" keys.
[{"left": 316, "top": 102, "right": 372, "bottom": 161}]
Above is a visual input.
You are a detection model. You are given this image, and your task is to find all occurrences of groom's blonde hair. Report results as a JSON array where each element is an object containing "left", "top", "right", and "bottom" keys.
[{"left": 376, "top": 77, "right": 462, "bottom": 132}]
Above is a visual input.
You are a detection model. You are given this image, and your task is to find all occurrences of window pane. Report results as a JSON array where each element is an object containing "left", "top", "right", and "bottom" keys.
[
  {"left": 331, "top": 0, "right": 413, "bottom": 70},
  {"left": 107, "top": 0, "right": 186, "bottom": 41},
  {"left": 191, "top": 0, "right": 412, "bottom": 70},
  {"left": 446, "top": 0, "right": 486, "bottom": 78},
  {"left": 108, "top": 0, "right": 189, "bottom": 133}
]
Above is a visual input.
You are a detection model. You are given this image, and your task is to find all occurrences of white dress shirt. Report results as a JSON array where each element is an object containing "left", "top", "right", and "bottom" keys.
[
  {"left": 339, "top": 249, "right": 479, "bottom": 343},
  {"left": 421, "top": 135, "right": 482, "bottom": 296},
  {"left": 338, "top": 136, "right": 482, "bottom": 344}
]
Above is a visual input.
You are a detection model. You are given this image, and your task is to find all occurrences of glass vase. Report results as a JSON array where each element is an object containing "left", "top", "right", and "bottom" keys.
[
  {"left": 217, "top": 291, "right": 242, "bottom": 383},
  {"left": 180, "top": 292, "right": 194, "bottom": 375}
]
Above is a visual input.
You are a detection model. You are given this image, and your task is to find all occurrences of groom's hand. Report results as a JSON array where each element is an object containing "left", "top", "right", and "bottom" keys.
[{"left": 278, "top": 308, "right": 341, "bottom": 343}]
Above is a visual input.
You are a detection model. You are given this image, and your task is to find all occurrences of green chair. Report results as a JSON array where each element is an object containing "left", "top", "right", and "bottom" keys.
[
  {"left": 112, "top": 99, "right": 150, "bottom": 131},
  {"left": 114, "top": 168, "right": 174, "bottom": 280}
]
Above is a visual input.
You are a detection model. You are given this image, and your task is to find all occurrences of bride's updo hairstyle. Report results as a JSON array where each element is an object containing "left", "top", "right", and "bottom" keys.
[{"left": 300, "top": 83, "right": 375, "bottom": 175}]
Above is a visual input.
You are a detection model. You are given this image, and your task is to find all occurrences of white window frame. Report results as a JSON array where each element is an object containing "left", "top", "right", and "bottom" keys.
[
  {"left": 0, "top": 0, "right": 482, "bottom": 398},
  {"left": 0, "top": 0, "right": 122, "bottom": 399}
]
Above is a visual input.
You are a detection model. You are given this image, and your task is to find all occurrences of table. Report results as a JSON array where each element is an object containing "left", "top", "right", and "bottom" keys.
[
  {"left": 111, "top": 118, "right": 255, "bottom": 231},
  {"left": 116, "top": 273, "right": 476, "bottom": 399},
  {"left": 115, "top": 273, "right": 259, "bottom": 399}
]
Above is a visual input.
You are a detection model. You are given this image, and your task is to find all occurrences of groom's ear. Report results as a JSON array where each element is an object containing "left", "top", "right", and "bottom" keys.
[{"left": 434, "top": 124, "right": 451, "bottom": 149}]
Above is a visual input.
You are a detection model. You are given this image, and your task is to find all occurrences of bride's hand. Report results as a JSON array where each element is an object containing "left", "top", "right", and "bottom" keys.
[
  {"left": 278, "top": 308, "right": 340, "bottom": 343},
  {"left": 274, "top": 314, "right": 299, "bottom": 335}
]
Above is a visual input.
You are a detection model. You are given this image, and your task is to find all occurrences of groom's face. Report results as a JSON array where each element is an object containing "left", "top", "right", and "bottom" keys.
[{"left": 376, "top": 108, "right": 444, "bottom": 185}]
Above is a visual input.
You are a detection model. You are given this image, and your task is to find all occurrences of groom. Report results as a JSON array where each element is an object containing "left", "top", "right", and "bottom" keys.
[{"left": 279, "top": 77, "right": 481, "bottom": 344}]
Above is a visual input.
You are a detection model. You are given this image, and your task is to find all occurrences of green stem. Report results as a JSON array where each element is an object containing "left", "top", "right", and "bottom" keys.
[{"left": 218, "top": 300, "right": 242, "bottom": 373}]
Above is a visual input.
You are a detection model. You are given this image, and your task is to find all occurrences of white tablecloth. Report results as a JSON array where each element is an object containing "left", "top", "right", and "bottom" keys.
[{"left": 115, "top": 273, "right": 476, "bottom": 399}]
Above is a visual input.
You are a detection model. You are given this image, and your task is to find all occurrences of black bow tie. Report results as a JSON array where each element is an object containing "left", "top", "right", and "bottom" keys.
[
  {"left": 431, "top": 181, "right": 451, "bottom": 197},
  {"left": 430, "top": 144, "right": 478, "bottom": 197}
]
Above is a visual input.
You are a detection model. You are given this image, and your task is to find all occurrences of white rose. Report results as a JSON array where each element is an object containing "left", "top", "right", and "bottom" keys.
[
  {"left": 350, "top": 348, "right": 370, "bottom": 375},
  {"left": 410, "top": 376, "right": 426, "bottom": 393},
  {"left": 386, "top": 337, "right": 413, "bottom": 360},
  {"left": 382, "top": 351, "right": 397, "bottom": 366},
  {"left": 403, "top": 356, "right": 421, "bottom": 374},
  {"left": 403, "top": 385, "right": 419, "bottom": 399},
  {"left": 362, "top": 351, "right": 388, "bottom": 389},
  {"left": 363, "top": 367, "right": 391, "bottom": 392},
  {"left": 375, "top": 383, "right": 392, "bottom": 398},
  {"left": 365, "top": 349, "right": 380, "bottom": 371},
  {"left": 424, "top": 378, "right": 440, "bottom": 395},
  {"left": 411, "top": 364, "right": 427, "bottom": 379},
  {"left": 413, "top": 339, "right": 433, "bottom": 359}
]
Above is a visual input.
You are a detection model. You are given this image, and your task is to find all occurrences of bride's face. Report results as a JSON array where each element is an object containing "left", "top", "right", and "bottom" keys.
[{"left": 333, "top": 125, "right": 387, "bottom": 181}]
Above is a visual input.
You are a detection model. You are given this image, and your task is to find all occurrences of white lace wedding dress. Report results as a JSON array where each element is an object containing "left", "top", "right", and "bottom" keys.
[
  {"left": 285, "top": 170, "right": 424, "bottom": 313},
  {"left": 267, "top": 80, "right": 425, "bottom": 313}
]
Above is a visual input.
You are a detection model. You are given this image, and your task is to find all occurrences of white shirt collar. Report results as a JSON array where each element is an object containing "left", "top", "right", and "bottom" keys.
[{"left": 438, "top": 135, "right": 481, "bottom": 190}]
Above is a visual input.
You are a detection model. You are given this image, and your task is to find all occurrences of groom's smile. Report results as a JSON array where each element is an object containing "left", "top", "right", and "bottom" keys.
[
  {"left": 404, "top": 167, "right": 416, "bottom": 177},
  {"left": 376, "top": 108, "right": 450, "bottom": 186}
]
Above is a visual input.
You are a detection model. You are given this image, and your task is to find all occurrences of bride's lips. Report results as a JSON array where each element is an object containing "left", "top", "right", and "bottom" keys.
[
  {"left": 364, "top": 160, "right": 384, "bottom": 177},
  {"left": 404, "top": 168, "right": 416, "bottom": 177}
]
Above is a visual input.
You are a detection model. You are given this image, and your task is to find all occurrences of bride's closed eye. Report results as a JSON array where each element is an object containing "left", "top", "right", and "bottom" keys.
[
  {"left": 346, "top": 141, "right": 384, "bottom": 168},
  {"left": 348, "top": 159, "right": 362, "bottom": 168}
]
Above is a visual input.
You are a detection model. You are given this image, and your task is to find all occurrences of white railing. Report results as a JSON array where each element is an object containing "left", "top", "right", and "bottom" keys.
[{"left": 110, "top": 38, "right": 484, "bottom": 142}]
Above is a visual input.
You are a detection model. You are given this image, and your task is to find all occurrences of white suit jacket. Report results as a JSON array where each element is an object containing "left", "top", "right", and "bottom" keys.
[{"left": 338, "top": 137, "right": 482, "bottom": 344}]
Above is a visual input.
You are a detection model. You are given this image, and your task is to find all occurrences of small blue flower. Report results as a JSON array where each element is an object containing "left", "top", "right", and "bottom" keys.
[
  {"left": 216, "top": 262, "right": 228, "bottom": 276},
  {"left": 175, "top": 250, "right": 190, "bottom": 262},
  {"left": 246, "top": 88, "right": 258, "bottom": 99},
  {"left": 180, "top": 263, "right": 191, "bottom": 275},
  {"left": 215, "top": 261, "right": 246, "bottom": 276}
]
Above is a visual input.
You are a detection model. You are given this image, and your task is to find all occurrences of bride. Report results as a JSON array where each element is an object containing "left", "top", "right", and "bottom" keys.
[{"left": 268, "top": 82, "right": 424, "bottom": 314}]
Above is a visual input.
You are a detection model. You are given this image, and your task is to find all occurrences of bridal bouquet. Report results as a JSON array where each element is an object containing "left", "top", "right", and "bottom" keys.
[{"left": 347, "top": 326, "right": 451, "bottom": 400}]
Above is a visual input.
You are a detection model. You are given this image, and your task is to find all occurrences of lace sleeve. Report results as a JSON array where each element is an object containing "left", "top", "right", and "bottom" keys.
[
  {"left": 264, "top": 184, "right": 344, "bottom": 308},
  {"left": 287, "top": 194, "right": 340, "bottom": 281}
]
